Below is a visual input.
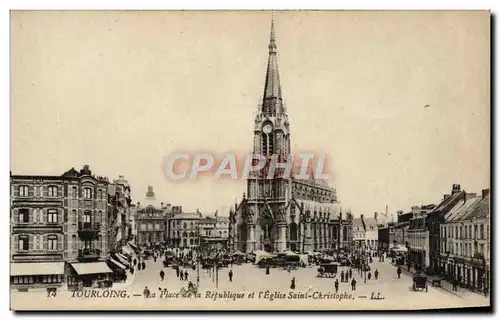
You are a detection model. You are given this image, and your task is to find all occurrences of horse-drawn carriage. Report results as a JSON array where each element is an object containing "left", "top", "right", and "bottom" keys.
[
  {"left": 317, "top": 262, "right": 339, "bottom": 278},
  {"left": 412, "top": 274, "right": 428, "bottom": 292}
]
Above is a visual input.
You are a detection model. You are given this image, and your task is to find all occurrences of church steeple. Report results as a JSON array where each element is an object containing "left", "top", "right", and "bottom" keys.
[{"left": 262, "top": 18, "right": 283, "bottom": 115}]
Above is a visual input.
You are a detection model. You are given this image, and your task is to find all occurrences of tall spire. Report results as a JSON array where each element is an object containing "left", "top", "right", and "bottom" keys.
[{"left": 262, "top": 17, "right": 283, "bottom": 115}]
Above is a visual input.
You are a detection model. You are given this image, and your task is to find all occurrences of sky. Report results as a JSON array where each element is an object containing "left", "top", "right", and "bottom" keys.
[{"left": 10, "top": 11, "right": 490, "bottom": 218}]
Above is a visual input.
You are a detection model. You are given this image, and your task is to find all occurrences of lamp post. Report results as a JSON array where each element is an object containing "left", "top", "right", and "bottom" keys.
[{"left": 196, "top": 225, "right": 201, "bottom": 288}]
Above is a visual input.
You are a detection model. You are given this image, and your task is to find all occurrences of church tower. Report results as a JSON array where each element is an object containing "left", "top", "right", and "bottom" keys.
[
  {"left": 248, "top": 19, "right": 291, "bottom": 201},
  {"left": 243, "top": 19, "right": 291, "bottom": 253}
]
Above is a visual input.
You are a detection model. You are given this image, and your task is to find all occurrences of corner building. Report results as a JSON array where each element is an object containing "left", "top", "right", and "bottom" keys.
[{"left": 232, "top": 21, "right": 351, "bottom": 254}]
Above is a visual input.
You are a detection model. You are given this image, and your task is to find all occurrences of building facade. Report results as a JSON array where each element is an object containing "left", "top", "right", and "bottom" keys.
[
  {"left": 10, "top": 165, "right": 113, "bottom": 290},
  {"left": 167, "top": 210, "right": 202, "bottom": 248},
  {"left": 440, "top": 189, "right": 490, "bottom": 293},
  {"left": 352, "top": 217, "right": 365, "bottom": 250},
  {"left": 231, "top": 21, "right": 350, "bottom": 254},
  {"left": 135, "top": 186, "right": 170, "bottom": 246},
  {"left": 107, "top": 176, "right": 133, "bottom": 249}
]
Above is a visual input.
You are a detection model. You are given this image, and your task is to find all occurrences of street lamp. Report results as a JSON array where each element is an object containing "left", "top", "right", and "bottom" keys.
[{"left": 196, "top": 225, "right": 201, "bottom": 288}]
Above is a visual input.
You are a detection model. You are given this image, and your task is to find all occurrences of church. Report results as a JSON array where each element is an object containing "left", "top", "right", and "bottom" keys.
[{"left": 229, "top": 20, "right": 352, "bottom": 254}]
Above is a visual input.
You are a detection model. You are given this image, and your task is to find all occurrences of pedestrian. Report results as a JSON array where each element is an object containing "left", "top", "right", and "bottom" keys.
[
  {"left": 374, "top": 269, "right": 379, "bottom": 280},
  {"left": 180, "top": 271, "right": 184, "bottom": 281},
  {"left": 351, "top": 278, "right": 356, "bottom": 291},
  {"left": 452, "top": 279, "right": 458, "bottom": 291},
  {"left": 349, "top": 268, "right": 352, "bottom": 279},
  {"left": 134, "top": 258, "right": 137, "bottom": 266},
  {"left": 397, "top": 267, "right": 401, "bottom": 279},
  {"left": 123, "top": 273, "right": 127, "bottom": 282},
  {"left": 340, "top": 270, "right": 345, "bottom": 282},
  {"left": 334, "top": 279, "right": 339, "bottom": 293},
  {"left": 368, "top": 272, "right": 372, "bottom": 280},
  {"left": 154, "top": 256, "right": 157, "bottom": 263},
  {"left": 290, "top": 277, "right": 296, "bottom": 290},
  {"left": 160, "top": 269, "right": 165, "bottom": 281},
  {"left": 229, "top": 269, "right": 233, "bottom": 282},
  {"left": 184, "top": 270, "right": 189, "bottom": 281},
  {"left": 142, "top": 261, "right": 146, "bottom": 270},
  {"left": 266, "top": 266, "right": 270, "bottom": 275},
  {"left": 143, "top": 286, "right": 150, "bottom": 298},
  {"left": 176, "top": 267, "right": 180, "bottom": 278}
]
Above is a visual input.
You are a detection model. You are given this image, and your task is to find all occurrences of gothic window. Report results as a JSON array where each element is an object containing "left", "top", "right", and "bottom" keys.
[{"left": 19, "top": 185, "right": 29, "bottom": 197}]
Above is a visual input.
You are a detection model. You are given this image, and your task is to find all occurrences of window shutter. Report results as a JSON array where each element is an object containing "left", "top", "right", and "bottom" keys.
[
  {"left": 57, "top": 234, "right": 62, "bottom": 251},
  {"left": 28, "top": 186, "right": 34, "bottom": 197},
  {"left": 42, "top": 209, "right": 47, "bottom": 224},
  {"left": 57, "top": 209, "right": 62, "bottom": 223},
  {"left": 42, "top": 186, "right": 48, "bottom": 197},
  {"left": 13, "top": 235, "right": 18, "bottom": 252},
  {"left": 13, "top": 185, "right": 19, "bottom": 197},
  {"left": 13, "top": 209, "right": 18, "bottom": 223},
  {"left": 29, "top": 209, "right": 33, "bottom": 223},
  {"left": 64, "top": 209, "right": 68, "bottom": 223},
  {"left": 28, "top": 234, "right": 34, "bottom": 250},
  {"left": 58, "top": 186, "right": 63, "bottom": 198},
  {"left": 42, "top": 234, "right": 47, "bottom": 250},
  {"left": 64, "top": 185, "right": 68, "bottom": 197}
]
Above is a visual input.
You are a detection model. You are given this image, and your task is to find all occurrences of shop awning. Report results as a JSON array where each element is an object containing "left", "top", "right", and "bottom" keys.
[
  {"left": 109, "top": 258, "right": 127, "bottom": 270},
  {"left": 122, "top": 245, "right": 135, "bottom": 256},
  {"left": 115, "top": 253, "right": 130, "bottom": 265},
  {"left": 71, "top": 262, "right": 113, "bottom": 275},
  {"left": 11, "top": 262, "right": 65, "bottom": 276},
  {"left": 127, "top": 242, "right": 140, "bottom": 252}
]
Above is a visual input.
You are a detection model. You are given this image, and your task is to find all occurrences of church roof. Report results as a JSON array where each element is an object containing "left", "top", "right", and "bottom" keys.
[{"left": 261, "top": 19, "right": 284, "bottom": 115}]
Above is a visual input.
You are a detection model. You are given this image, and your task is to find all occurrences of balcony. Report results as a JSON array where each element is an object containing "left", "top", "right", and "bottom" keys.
[
  {"left": 77, "top": 222, "right": 100, "bottom": 240},
  {"left": 78, "top": 248, "right": 101, "bottom": 261}
]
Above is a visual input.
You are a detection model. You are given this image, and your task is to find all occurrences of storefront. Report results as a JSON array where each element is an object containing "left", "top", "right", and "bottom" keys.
[
  {"left": 10, "top": 262, "right": 65, "bottom": 291},
  {"left": 114, "top": 253, "right": 130, "bottom": 267},
  {"left": 107, "top": 258, "right": 127, "bottom": 281},
  {"left": 69, "top": 262, "right": 113, "bottom": 288}
]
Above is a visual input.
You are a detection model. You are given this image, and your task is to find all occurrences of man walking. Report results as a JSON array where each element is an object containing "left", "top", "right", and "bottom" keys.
[
  {"left": 184, "top": 270, "right": 189, "bottom": 282},
  {"left": 351, "top": 278, "right": 357, "bottom": 291},
  {"left": 160, "top": 269, "right": 165, "bottom": 281},
  {"left": 340, "top": 270, "right": 345, "bottom": 283},
  {"left": 334, "top": 279, "right": 339, "bottom": 293},
  {"left": 374, "top": 269, "right": 379, "bottom": 280},
  {"left": 397, "top": 266, "right": 402, "bottom": 279},
  {"left": 228, "top": 269, "right": 233, "bottom": 282},
  {"left": 349, "top": 268, "right": 352, "bottom": 279}
]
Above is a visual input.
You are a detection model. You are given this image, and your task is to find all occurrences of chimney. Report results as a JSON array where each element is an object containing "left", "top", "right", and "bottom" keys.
[
  {"left": 482, "top": 189, "right": 489, "bottom": 199},
  {"left": 161, "top": 202, "right": 164, "bottom": 208},
  {"left": 443, "top": 194, "right": 451, "bottom": 200},
  {"left": 374, "top": 212, "right": 378, "bottom": 220},
  {"left": 464, "top": 192, "right": 477, "bottom": 203},
  {"left": 385, "top": 205, "right": 388, "bottom": 217},
  {"left": 137, "top": 202, "right": 140, "bottom": 207},
  {"left": 452, "top": 184, "right": 461, "bottom": 195}
]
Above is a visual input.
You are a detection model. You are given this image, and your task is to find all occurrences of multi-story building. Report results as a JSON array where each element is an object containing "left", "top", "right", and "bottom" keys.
[
  {"left": 10, "top": 165, "right": 114, "bottom": 291},
  {"left": 426, "top": 184, "right": 465, "bottom": 273},
  {"left": 393, "top": 210, "right": 412, "bottom": 247},
  {"left": 231, "top": 20, "right": 351, "bottom": 254},
  {"left": 198, "top": 212, "right": 230, "bottom": 250},
  {"left": 407, "top": 205, "right": 435, "bottom": 270},
  {"left": 440, "top": 189, "right": 490, "bottom": 293},
  {"left": 135, "top": 186, "right": 170, "bottom": 246},
  {"left": 378, "top": 222, "right": 395, "bottom": 250},
  {"left": 364, "top": 213, "right": 379, "bottom": 251},
  {"left": 352, "top": 217, "right": 365, "bottom": 250},
  {"left": 107, "top": 176, "right": 133, "bottom": 249},
  {"left": 167, "top": 210, "right": 202, "bottom": 248}
]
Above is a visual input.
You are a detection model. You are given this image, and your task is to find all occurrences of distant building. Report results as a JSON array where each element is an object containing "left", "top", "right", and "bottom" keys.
[
  {"left": 406, "top": 203, "right": 436, "bottom": 270},
  {"left": 393, "top": 210, "right": 412, "bottom": 247},
  {"left": 199, "top": 211, "right": 230, "bottom": 250},
  {"left": 167, "top": 209, "right": 203, "bottom": 248},
  {"left": 135, "top": 186, "right": 170, "bottom": 246},
  {"left": 107, "top": 176, "right": 133, "bottom": 249},
  {"left": 352, "top": 217, "right": 365, "bottom": 249}
]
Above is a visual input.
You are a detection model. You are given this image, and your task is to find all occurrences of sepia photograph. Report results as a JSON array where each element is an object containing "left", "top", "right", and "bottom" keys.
[{"left": 9, "top": 10, "right": 491, "bottom": 311}]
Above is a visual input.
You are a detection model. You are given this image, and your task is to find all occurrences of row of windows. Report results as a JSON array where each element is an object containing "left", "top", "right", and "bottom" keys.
[
  {"left": 11, "top": 275, "right": 63, "bottom": 285},
  {"left": 16, "top": 209, "right": 101, "bottom": 224},
  {"left": 140, "top": 223, "right": 162, "bottom": 231},
  {"left": 442, "top": 241, "right": 485, "bottom": 257},
  {"left": 17, "top": 234, "right": 59, "bottom": 251},
  {"left": 441, "top": 224, "right": 488, "bottom": 240},
  {"left": 17, "top": 185, "right": 105, "bottom": 200}
]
